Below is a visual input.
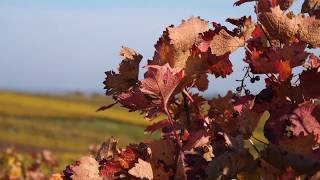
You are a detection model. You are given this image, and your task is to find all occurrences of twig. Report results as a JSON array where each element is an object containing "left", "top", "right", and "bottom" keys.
[
  {"left": 182, "top": 89, "right": 194, "bottom": 103},
  {"left": 257, "top": 22, "right": 273, "bottom": 48},
  {"left": 165, "top": 106, "right": 187, "bottom": 180},
  {"left": 164, "top": 107, "right": 182, "bottom": 147},
  {"left": 236, "top": 67, "right": 250, "bottom": 95},
  {"left": 244, "top": 45, "right": 253, "bottom": 55}
]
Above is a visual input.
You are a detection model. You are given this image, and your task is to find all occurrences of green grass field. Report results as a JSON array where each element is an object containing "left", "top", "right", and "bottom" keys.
[
  {"left": 0, "top": 91, "right": 159, "bottom": 171},
  {"left": 0, "top": 91, "right": 269, "bottom": 172}
]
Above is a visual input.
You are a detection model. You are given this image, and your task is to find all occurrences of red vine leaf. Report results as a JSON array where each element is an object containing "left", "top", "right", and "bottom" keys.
[
  {"left": 116, "top": 91, "right": 150, "bottom": 111},
  {"left": 140, "top": 64, "right": 184, "bottom": 107},
  {"left": 207, "top": 54, "right": 233, "bottom": 78},
  {"left": 299, "top": 69, "right": 320, "bottom": 100},
  {"left": 274, "top": 60, "right": 291, "bottom": 81},
  {"left": 288, "top": 102, "right": 320, "bottom": 144},
  {"left": 193, "top": 73, "right": 209, "bottom": 91},
  {"left": 99, "top": 161, "right": 123, "bottom": 179},
  {"left": 144, "top": 119, "right": 170, "bottom": 134},
  {"left": 279, "top": 134, "right": 319, "bottom": 160},
  {"left": 261, "top": 144, "right": 320, "bottom": 174},
  {"left": 116, "top": 147, "right": 138, "bottom": 169},
  {"left": 104, "top": 47, "right": 142, "bottom": 96},
  {"left": 247, "top": 43, "right": 308, "bottom": 79}
]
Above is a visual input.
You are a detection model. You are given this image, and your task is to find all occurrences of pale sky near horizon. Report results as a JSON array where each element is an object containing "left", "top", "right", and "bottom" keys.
[{"left": 0, "top": 0, "right": 309, "bottom": 95}]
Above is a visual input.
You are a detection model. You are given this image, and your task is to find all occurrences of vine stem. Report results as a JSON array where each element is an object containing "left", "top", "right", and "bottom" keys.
[
  {"left": 164, "top": 107, "right": 182, "bottom": 148},
  {"left": 165, "top": 106, "right": 187, "bottom": 180},
  {"left": 182, "top": 88, "right": 194, "bottom": 103},
  {"left": 257, "top": 22, "right": 274, "bottom": 48}
]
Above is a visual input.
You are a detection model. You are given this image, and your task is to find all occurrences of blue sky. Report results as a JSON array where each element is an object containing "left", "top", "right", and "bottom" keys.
[{"left": 0, "top": 0, "right": 306, "bottom": 95}]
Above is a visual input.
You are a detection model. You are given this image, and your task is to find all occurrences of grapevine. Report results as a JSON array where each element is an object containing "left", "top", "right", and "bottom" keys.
[{"left": 57, "top": 0, "right": 320, "bottom": 179}]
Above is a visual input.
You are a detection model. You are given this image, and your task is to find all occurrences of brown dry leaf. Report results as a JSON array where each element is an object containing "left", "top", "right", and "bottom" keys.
[
  {"left": 242, "top": 18, "right": 256, "bottom": 40},
  {"left": 71, "top": 156, "right": 102, "bottom": 180},
  {"left": 168, "top": 16, "right": 209, "bottom": 51},
  {"left": 96, "top": 137, "right": 118, "bottom": 161},
  {"left": 259, "top": 6, "right": 299, "bottom": 42},
  {"left": 297, "top": 16, "right": 320, "bottom": 47},
  {"left": 128, "top": 158, "right": 153, "bottom": 180},
  {"left": 259, "top": 6, "right": 320, "bottom": 47},
  {"left": 104, "top": 46, "right": 142, "bottom": 95},
  {"left": 302, "top": 0, "right": 320, "bottom": 18},
  {"left": 152, "top": 17, "right": 209, "bottom": 71},
  {"left": 210, "top": 29, "right": 245, "bottom": 56},
  {"left": 148, "top": 139, "right": 177, "bottom": 167}
]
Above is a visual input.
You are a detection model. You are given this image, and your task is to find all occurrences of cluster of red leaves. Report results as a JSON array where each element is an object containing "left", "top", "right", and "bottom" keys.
[{"left": 60, "top": 0, "right": 320, "bottom": 179}]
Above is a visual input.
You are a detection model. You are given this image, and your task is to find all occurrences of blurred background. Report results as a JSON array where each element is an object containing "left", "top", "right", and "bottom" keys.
[{"left": 0, "top": 0, "right": 307, "bottom": 172}]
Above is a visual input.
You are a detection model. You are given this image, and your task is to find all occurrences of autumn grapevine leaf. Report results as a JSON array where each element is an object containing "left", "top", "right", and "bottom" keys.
[{"left": 140, "top": 64, "right": 184, "bottom": 109}]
